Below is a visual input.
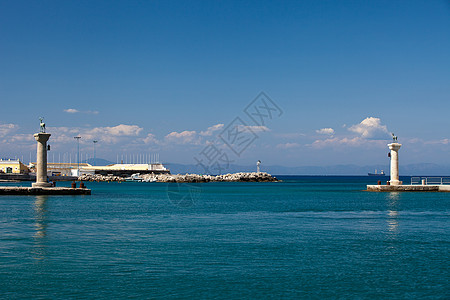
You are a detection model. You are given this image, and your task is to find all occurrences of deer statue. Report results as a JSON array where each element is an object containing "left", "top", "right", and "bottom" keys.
[
  {"left": 39, "top": 117, "right": 46, "bottom": 133},
  {"left": 391, "top": 133, "right": 398, "bottom": 142}
]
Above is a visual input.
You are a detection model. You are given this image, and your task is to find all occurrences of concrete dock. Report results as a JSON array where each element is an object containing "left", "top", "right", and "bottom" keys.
[
  {"left": 367, "top": 185, "right": 450, "bottom": 192},
  {"left": 366, "top": 138, "right": 450, "bottom": 192},
  {"left": 0, "top": 186, "right": 91, "bottom": 195},
  {"left": 0, "top": 123, "right": 92, "bottom": 196}
]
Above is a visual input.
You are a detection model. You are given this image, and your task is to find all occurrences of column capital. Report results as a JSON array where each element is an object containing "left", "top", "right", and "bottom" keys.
[
  {"left": 388, "top": 143, "right": 402, "bottom": 151},
  {"left": 34, "top": 133, "right": 51, "bottom": 142}
]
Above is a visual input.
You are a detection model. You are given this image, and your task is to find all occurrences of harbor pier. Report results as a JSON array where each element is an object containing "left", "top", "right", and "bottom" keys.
[
  {"left": 0, "top": 186, "right": 91, "bottom": 195},
  {"left": 367, "top": 135, "right": 449, "bottom": 192},
  {"left": 0, "top": 119, "right": 91, "bottom": 196},
  {"left": 367, "top": 184, "right": 450, "bottom": 192}
]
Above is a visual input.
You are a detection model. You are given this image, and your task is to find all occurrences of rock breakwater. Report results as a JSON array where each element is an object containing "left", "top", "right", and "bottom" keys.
[
  {"left": 78, "top": 174, "right": 125, "bottom": 182},
  {"left": 78, "top": 172, "right": 278, "bottom": 183}
]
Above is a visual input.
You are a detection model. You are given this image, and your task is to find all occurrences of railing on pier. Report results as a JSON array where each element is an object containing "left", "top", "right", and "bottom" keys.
[{"left": 410, "top": 177, "right": 450, "bottom": 185}]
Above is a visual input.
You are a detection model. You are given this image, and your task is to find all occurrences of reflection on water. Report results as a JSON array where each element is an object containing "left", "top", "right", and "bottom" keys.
[
  {"left": 387, "top": 192, "right": 400, "bottom": 203},
  {"left": 387, "top": 210, "right": 399, "bottom": 234},
  {"left": 32, "top": 195, "right": 48, "bottom": 261},
  {"left": 386, "top": 192, "right": 400, "bottom": 236}
]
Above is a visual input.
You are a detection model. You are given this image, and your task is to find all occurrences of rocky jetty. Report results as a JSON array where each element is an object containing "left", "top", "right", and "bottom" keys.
[
  {"left": 78, "top": 172, "right": 278, "bottom": 183},
  {"left": 145, "top": 172, "right": 278, "bottom": 183},
  {"left": 78, "top": 174, "right": 125, "bottom": 182}
]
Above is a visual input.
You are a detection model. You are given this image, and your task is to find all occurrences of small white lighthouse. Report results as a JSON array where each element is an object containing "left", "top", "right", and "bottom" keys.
[{"left": 388, "top": 133, "right": 402, "bottom": 186}]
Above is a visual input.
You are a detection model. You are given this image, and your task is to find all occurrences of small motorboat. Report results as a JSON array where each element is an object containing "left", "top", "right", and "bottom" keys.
[{"left": 125, "top": 173, "right": 144, "bottom": 182}]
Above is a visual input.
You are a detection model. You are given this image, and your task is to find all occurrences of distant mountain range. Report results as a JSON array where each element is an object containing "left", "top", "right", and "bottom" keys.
[{"left": 87, "top": 159, "right": 450, "bottom": 176}]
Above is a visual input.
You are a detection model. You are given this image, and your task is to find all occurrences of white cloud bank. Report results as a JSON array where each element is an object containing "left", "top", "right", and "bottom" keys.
[
  {"left": 0, "top": 123, "right": 19, "bottom": 137},
  {"left": 237, "top": 125, "right": 269, "bottom": 133},
  {"left": 47, "top": 124, "right": 143, "bottom": 144},
  {"left": 200, "top": 124, "right": 224, "bottom": 136},
  {"left": 310, "top": 117, "right": 390, "bottom": 148},
  {"left": 43, "top": 123, "right": 227, "bottom": 147},
  {"left": 164, "top": 123, "right": 230, "bottom": 145},
  {"left": 1, "top": 122, "right": 272, "bottom": 155},
  {"left": 165, "top": 130, "right": 199, "bottom": 145}
]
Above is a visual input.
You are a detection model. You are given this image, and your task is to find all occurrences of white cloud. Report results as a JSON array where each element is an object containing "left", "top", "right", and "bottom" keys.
[
  {"left": 165, "top": 130, "right": 199, "bottom": 144},
  {"left": 64, "top": 108, "right": 79, "bottom": 113},
  {"left": 316, "top": 128, "right": 335, "bottom": 135},
  {"left": 64, "top": 108, "right": 99, "bottom": 115},
  {"left": 142, "top": 133, "right": 159, "bottom": 144},
  {"left": 276, "top": 142, "right": 301, "bottom": 149},
  {"left": 85, "top": 124, "right": 143, "bottom": 143},
  {"left": 348, "top": 117, "right": 389, "bottom": 139},
  {"left": 90, "top": 124, "right": 142, "bottom": 137},
  {"left": 0, "top": 123, "right": 19, "bottom": 137},
  {"left": 200, "top": 124, "right": 224, "bottom": 136},
  {"left": 237, "top": 125, "right": 269, "bottom": 132}
]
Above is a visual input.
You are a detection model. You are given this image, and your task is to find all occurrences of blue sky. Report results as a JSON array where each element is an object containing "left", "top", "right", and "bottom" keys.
[{"left": 1, "top": 0, "right": 449, "bottom": 168}]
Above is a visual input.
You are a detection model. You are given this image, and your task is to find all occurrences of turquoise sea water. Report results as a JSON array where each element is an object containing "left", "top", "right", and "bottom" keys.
[{"left": 0, "top": 176, "right": 448, "bottom": 299}]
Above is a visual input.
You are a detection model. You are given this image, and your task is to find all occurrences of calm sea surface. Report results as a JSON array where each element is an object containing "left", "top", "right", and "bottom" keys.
[{"left": 0, "top": 176, "right": 448, "bottom": 299}]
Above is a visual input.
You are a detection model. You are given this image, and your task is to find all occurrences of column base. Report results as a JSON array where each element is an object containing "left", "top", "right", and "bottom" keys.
[
  {"left": 389, "top": 180, "right": 403, "bottom": 186},
  {"left": 32, "top": 182, "right": 53, "bottom": 188}
]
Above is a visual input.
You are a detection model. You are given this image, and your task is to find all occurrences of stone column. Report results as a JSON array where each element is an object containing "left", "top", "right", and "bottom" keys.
[
  {"left": 32, "top": 133, "right": 52, "bottom": 188},
  {"left": 388, "top": 142, "right": 402, "bottom": 186}
]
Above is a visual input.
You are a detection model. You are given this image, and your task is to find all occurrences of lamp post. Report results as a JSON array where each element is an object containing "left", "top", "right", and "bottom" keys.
[
  {"left": 74, "top": 136, "right": 81, "bottom": 176},
  {"left": 93, "top": 140, "right": 98, "bottom": 166}
]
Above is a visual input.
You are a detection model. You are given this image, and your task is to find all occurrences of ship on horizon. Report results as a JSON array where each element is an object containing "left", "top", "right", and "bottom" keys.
[{"left": 368, "top": 169, "right": 385, "bottom": 176}]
